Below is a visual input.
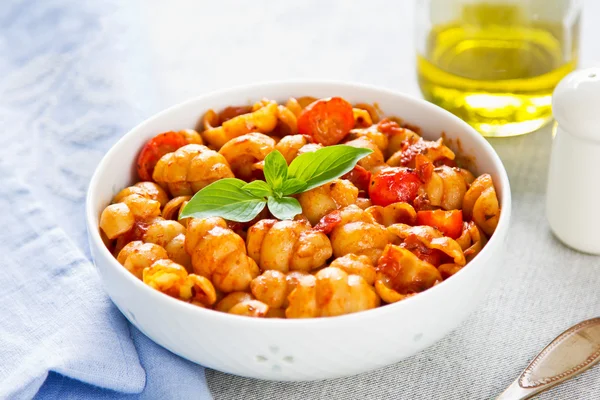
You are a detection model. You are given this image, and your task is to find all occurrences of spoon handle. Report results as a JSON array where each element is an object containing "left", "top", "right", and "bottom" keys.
[{"left": 497, "top": 318, "right": 600, "bottom": 400}]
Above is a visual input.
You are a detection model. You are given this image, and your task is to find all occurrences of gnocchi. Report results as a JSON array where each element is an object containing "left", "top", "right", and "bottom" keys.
[{"left": 99, "top": 96, "right": 502, "bottom": 319}]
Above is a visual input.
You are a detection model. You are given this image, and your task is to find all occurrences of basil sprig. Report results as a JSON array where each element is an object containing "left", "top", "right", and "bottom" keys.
[{"left": 179, "top": 145, "right": 372, "bottom": 222}]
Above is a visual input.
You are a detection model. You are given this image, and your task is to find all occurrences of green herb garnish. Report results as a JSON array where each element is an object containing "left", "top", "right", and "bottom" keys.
[{"left": 179, "top": 145, "right": 372, "bottom": 222}]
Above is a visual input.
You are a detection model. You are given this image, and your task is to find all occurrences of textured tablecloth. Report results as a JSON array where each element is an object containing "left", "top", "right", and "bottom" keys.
[
  {"left": 139, "top": 1, "right": 600, "bottom": 399},
  {"left": 0, "top": 1, "right": 212, "bottom": 398}
]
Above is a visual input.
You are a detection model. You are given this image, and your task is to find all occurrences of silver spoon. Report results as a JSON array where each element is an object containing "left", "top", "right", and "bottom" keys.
[{"left": 497, "top": 318, "right": 600, "bottom": 399}]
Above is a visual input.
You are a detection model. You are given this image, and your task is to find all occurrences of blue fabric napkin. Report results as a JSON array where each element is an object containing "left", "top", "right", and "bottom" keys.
[{"left": 0, "top": 1, "right": 212, "bottom": 398}]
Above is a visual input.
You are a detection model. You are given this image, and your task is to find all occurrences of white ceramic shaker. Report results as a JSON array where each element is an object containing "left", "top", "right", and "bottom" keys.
[{"left": 547, "top": 67, "right": 600, "bottom": 254}]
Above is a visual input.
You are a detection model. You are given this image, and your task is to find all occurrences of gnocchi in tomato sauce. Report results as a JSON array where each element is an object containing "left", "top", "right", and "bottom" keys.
[{"left": 99, "top": 96, "right": 501, "bottom": 318}]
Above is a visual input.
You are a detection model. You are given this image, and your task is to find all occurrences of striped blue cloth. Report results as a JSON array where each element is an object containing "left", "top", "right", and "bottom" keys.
[{"left": 0, "top": 1, "right": 212, "bottom": 398}]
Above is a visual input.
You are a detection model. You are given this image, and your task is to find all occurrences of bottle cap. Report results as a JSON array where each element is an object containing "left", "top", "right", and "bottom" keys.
[{"left": 552, "top": 67, "right": 600, "bottom": 143}]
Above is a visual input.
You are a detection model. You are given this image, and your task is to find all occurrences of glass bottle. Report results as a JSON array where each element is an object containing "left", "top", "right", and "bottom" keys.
[{"left": 415, "top": 0, "right": 581, "bottom": 137}]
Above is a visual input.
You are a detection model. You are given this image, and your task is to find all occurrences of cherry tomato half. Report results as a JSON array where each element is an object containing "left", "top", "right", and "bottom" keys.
[
  {"left": 136, "top": 131, "right": 189, "bottom": 181},
  {"left": 297, "top": 97, "right": 354, "bottom": 145},
  {"left": 369, "top": 167, "right": 422, "bottom": 207},
  {"left": 416, "top": 209, "right": 463, "bottom": 239}
]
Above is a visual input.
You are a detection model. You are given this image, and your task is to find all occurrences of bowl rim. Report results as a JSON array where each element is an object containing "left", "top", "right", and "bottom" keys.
[{"left": 86, "top": 79, "right": 512, "bottom": 326}]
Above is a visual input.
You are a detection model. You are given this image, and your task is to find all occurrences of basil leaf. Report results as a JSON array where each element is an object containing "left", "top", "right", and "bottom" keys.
[
  {"left": 180, "top": 178, "right": 266, "bottom": 222},
  {"left": 287, "top": 145, "right": 373, "bottom": 192},
  {"left": 264, "top": 150, "right": 288, "bottom": 189},
  {"left": 267, "top": 196, "right": 302, "bottom": 220},
  {"left": 280, "top": 178, "right": 308, "bottom": 196},
  {"left": 242, "top": 180, "right": 272, "bottom": 198}
]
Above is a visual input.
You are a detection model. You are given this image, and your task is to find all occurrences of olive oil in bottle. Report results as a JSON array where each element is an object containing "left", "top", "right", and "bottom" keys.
[{"left": 417, "top": 3, "right": 579, "bottom": 137}]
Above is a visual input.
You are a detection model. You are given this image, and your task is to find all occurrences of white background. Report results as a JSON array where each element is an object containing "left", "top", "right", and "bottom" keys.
[{"left": 142, "top": 1, "right": 598, "bottom": 109}]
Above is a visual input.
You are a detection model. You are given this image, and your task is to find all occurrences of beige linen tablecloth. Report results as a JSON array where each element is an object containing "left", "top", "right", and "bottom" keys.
[{"left": 144, "top": 1, "right": 600, "bottom": 398}]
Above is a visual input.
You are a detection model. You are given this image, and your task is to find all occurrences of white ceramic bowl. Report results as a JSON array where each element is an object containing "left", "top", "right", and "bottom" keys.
[{"left": 86, "top": 81, "right": 511, "bottom": 381}]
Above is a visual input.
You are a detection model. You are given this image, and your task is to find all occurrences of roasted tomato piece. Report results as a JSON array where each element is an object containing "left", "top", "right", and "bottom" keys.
[
  {"left": 297, "top": 97, "right": 354, "bottom": 145},
  {"left": 416, "top": 209, "right": 463, "bottom": 239},
  {"left": 341, "top": 164, "right": 371, "bottom": 193},
  {"left": 313, "top": 210, "right": 343, "bottom": 234},
  {"left": 414, "top": 154, "right": 434, "bottom": 182},
  {"left": 369, "top": 167, "right": 421, "bottom": 207},
  {"left": 377, "top": 245, "right": 441, "bottom": 294},
  {"left": 400, "top": 235, "right": 446, "bottom": 266},
  {"left": 112, "top": 220, "right": 152, "bottom": 256},
  {"left": 136, "top": 131, "right": 190, "bottom": 181},
  {"left": 376, "top": 118, "right": 403, "bottom": 135}
]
